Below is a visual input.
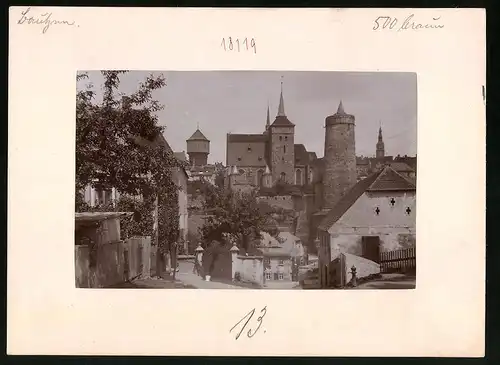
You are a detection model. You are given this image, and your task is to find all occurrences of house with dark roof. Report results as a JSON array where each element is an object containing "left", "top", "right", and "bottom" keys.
[{"left": 316, "top": 165, "right": 416, "bottom": 288}]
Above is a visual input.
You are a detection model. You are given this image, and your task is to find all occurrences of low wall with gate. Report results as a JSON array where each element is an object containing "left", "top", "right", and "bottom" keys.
[{"left": 75, "top": 236, "right": 151, "bottom": 288}]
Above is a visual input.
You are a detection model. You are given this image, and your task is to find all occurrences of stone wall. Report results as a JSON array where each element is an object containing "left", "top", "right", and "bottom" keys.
[
  {"left": 270, "top": 126, "right": 295, "bottom": 185},
  {"left": 235, "top": 255, "right": 264, "bottom": 287},
  {"left": 75, "top": 236, "right": 151, "bottom": 288}
]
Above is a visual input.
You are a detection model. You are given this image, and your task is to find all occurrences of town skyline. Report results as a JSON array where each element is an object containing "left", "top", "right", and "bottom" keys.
[{"left": 77, "top": 71, "right": 417, "bottom": 164}]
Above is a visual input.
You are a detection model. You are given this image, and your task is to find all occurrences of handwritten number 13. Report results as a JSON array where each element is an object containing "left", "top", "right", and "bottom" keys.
[
  {"left": 221, "top": 37, "right": 256, "bottom": 54},
  {"left": 230, "top": 306, "right": 267, "bottom": 340}
]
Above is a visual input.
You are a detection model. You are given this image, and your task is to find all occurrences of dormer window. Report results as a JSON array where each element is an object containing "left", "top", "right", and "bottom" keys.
[{"left": 247, "top": 147, "right": 252, "bottom": 152}]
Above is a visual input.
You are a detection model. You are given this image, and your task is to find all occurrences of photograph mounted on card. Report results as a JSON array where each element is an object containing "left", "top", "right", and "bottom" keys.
[
  {"left": 75, "top": 71, "right": 417, "bottom": 291},
  {"left": 8, "top": 7, "right": 485, "bottom": 357}
]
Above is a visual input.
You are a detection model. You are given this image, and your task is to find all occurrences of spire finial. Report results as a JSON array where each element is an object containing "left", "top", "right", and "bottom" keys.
[
  {"left": 337, "top": 100, "right": 345, "bottom": 114},
  {"left": 277, "top": 76, "right": 285, "bottom": 117}
]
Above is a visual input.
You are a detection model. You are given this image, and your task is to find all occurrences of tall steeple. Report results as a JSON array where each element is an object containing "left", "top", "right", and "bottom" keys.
[
  {"left": 277, "top": 77, "right": 285, "bottom": 117},
  {"left": 376, "top": 122, "right": 385, "bottom": 159},
  {"left": 265, "top": 103, "right": 271, "bottom": 130}
]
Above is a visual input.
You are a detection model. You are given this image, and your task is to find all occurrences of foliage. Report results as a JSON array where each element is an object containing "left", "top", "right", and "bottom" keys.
[
  {"left": 75, "top": 71, "right": 182, "bottom": 254},
  {"left": 200, "top": 185, "right": 278, "bottom": 251},
  {"left": 77, "top": 195, "right": 155, "bottom": 238}
]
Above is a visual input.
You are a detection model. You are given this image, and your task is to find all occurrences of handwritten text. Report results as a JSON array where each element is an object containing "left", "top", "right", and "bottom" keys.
[
  {"left": 17, "top": 7, "right": 79, "bottom": 34},
  {"left": 221, "top": 37, "right": 256, "bottom": 54},
  {"left": 230, "top": 306, "right": 267, "bottom": 340},
  {"left": 373, "top": 14, "right": 444, "bottom": 31}
]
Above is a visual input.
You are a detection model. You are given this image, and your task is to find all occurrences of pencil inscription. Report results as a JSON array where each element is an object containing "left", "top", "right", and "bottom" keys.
[
  {"left": 17, "top": 7, "right": 79, "bottom": 34},
  {"left": 230, "top": 306, "right": 267, "bottom": 340},
  {"left": 373, "top": 14, "right": 444, "bottom": 31}
]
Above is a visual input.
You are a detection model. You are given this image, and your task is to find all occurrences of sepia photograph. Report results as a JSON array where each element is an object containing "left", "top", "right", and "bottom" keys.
[{"left": 75, "top": 71, "right": 417, "bottom": 290}]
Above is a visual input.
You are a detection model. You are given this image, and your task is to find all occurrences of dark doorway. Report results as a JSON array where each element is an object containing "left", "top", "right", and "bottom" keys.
[{"left": 361, "top": 236, "right": 381, "bottom": 263}]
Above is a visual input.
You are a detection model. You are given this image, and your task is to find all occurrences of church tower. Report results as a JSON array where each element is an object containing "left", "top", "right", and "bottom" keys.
[
  {"left": 323, "top": 101, "right": 357, "bottom": 209},
  {"left": 186, "top": 127, "right": 210, "bottom": 166},
  {"left": 376, "top": 125, "right": 385, "bottom": 159},
  {"left": 269, "top": 80, "right": 295, "bottom": 185}
]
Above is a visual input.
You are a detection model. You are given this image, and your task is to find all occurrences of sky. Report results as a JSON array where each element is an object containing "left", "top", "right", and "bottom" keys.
[{"left": 77, "top": 71, "right": 417, "bottom": 164}]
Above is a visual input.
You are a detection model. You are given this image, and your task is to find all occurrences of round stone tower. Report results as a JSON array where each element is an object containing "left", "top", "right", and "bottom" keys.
[
  {"left": 186, "top": 127, "right": 210, "bottom": 166},
  {"left": 323, "top": 100, "right": 357, "bottom": 209}
]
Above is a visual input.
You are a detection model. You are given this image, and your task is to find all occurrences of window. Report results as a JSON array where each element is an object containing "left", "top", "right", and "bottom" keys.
[
  {"left": 247, "top": 147, "right": 252, "bottom": 152},
  {"left": 279, "top": 259, "right": 284, "bottom": 265},
  {"left": 283, "top": 146, "right": 286, "bottom": 153},
  {"left": 237, "top": 157, "right": 242, "bottom": 161},
  {"left": 278, "top": 273, "right": 284, "bottom": 280},
  {"left": 257, "top": 169, "right": 264, "bottom": 187},
  {"left": 285, "top": 136, "right": 288, "bottom": 141},
  {"left": 258, "top": 156, "right": 262, "bottom": 161},
  {"left": 280, "top": 172, "right": 286, "bottom": 181},
  {"left": 279, "top": 136, "right": 283, "bottom": 141},
  {"left": 295, "top": 169, "right": 303, "bottom": 185},
  {"left": 265, "top": 272, "right": 271, "bottom": 280}
]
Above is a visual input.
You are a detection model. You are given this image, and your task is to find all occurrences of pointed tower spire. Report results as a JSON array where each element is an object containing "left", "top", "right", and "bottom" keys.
[
  {"left": 337, "top": 100, "right": 345, "bottom": 114},
  {"left": 264, "top": 165, "right": 271, "bottom": 175},
  {"left": 376, "top": 121, "right": 385, "bottom": 159},
  {"left": 277, "top": 77, "right": 285, "bottom": 117},
  {"left": 266, "top": 103, "right": 271, "bottom": 129}
]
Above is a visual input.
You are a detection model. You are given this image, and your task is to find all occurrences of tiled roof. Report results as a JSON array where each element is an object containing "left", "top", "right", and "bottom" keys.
[
  {"left": 308, "top": 152, "right": 318, "bottom": 160},
  {"left": 318, "top": 172, "right": 381, "bottom": 231},
  {"left": 389, "top": 162, "right": 414, "bottom": 173},
  {"left": 187, "top": 129, "right": 209, "bottom": 141},
  {"left": 318, "top": 166, "right": 415, "bottom": 231},
  {"left": 227, "top": 134, "right": 268, "bottom": 143},
  {"left": 270, "top": 115, "right": 295, "bottom": 127},
  {"left": 367, "top": 166, "right": 416, "bottom": 191},
  {"left": 294, "top": 144, "right": 310, "bottom": 166}
]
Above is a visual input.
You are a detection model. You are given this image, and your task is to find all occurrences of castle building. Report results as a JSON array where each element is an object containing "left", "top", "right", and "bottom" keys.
[{"left": 225, "top": 82, "right": 316, "bottom": 191}]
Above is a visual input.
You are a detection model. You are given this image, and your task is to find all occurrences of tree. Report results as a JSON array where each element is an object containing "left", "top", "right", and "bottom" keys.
[
  {"left": 76, "top": 71, "right": 182, "bottom": 277},
  {"left": 200, "top": 185, "right": 278, "bottom": 254}
]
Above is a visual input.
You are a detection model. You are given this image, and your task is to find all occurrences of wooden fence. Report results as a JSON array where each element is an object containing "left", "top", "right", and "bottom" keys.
[{"left": 380, "top": 247, "right": 416, "bottom": 274}]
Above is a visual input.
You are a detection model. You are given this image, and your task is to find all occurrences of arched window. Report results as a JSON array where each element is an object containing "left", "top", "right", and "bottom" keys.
[
  {"left": 256, "top": 169, "right": 264, "bottom": 187},
  {"left": 295, "top": 169, "right": 303, "bottom": 185}
]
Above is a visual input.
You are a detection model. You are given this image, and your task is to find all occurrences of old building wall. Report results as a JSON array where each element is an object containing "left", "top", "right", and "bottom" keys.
[
  {"left": 270, "top": 126, "right": 295, "bottom": 185},
  {"left": 327, "top": 191, "right": 416, "bottom": 260},
  {"left": 257, "top": 195, "right": 294, "bottom": 210}
]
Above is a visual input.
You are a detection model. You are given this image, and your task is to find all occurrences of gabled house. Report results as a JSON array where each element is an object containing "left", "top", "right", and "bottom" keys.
[
  {"left": 317, "top": 165, "right": 416, "bottom": 288},
  {"left": 258, "top": 231, "right": 306, "bottom": 281}
]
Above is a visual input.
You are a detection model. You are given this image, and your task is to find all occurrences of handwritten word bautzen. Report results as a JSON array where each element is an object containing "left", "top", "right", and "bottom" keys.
[
  {"left": 17, "top": 7, "right": 79, "bottom": 34},
  {"left": 373, "top": 14, "right": 444, "bottom": 31}
]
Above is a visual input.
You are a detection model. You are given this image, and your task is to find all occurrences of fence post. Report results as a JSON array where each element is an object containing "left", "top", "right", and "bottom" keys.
[{"left": 230, "top": 244, "right": 240, "bottom": 282}]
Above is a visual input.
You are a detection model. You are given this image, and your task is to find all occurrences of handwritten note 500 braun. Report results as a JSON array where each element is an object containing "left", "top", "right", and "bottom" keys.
[{"left": 373, "top": 14, "right": 444, "bottom": 31}]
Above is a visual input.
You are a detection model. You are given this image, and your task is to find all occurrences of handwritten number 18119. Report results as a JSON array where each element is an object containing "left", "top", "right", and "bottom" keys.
[{"left": 221, "top": 37, "right": 256, "bottom": 54}]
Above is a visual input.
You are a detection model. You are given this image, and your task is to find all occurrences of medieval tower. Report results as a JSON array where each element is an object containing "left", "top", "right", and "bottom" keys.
[
  {"left": 268, "top": 81, "right": 295, "bottom": 185},
  {"left": 376, "top": 125, "right": 385, "bottom": 158},
  {"left": 323, "top": 101, "right": 357, "bottom": 209},
  {"left": 186, "top": 127, "right": 210, "bottom": 166}
]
